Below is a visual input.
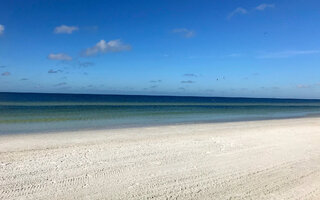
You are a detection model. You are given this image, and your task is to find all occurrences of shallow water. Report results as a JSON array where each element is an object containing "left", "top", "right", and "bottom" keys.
[{"left": 1, "top": 92, "right": 320, "bottom": 134}]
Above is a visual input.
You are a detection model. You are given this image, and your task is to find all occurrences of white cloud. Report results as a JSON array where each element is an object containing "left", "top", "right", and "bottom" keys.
[
  {"left": 0, "top": 24, "right": 4, "bottom": 35},
  {"left": 47, "top": 53, "right": 72, "bottom": 61},
  {"left": 54, "top": 25, "right": 79, "bottom": 34},
  {"left": 227, "top": 7, "right": 248, "bottom": 19},
  {"left": 82, "top": 39, "right": 131, "bottom": 57},
  {"left": 258, "top": 50, "right": 320, "bottom": 58},
  {"left": 255, "top": 4, "right": 275, "bottom": 11},
  {"left": 172, "top": 28, "right": 195, "bottom": 38}
]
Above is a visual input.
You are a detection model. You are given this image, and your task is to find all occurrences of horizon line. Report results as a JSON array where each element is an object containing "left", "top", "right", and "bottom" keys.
[{"left": 1, "top": 91, "right": 320, "bottom": 101}]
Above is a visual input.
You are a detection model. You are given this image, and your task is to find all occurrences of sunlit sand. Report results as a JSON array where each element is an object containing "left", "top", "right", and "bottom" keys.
[{"left": 1, "top": 117, "right": 320, "bottom": 199}]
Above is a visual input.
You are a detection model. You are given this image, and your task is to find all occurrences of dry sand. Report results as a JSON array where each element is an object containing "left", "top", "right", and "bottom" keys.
[{"left": 1, "top": 117, "right": 320, "bottom": 199}]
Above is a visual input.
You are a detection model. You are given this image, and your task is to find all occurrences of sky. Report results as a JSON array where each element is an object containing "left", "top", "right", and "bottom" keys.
[{"left": 1, "top": 0, "right": 320, "bottom": 98}]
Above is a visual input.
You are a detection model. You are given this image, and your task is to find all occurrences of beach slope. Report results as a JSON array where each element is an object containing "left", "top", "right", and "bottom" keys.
[{"left": 1, "top": 117, "right": 320, "bottom": 199}]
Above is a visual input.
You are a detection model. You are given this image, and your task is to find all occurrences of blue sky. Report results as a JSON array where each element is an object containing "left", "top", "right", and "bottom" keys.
[{"left": 1, "top": 0, "right": 320, "bottom": 98}]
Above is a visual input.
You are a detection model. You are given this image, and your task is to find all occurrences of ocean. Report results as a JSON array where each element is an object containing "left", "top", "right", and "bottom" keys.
[{"left": 1, "top": 92, "right": 320, "bottom": 134}]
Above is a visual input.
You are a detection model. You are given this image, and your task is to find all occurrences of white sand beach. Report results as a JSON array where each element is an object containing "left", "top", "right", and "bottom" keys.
[{"left": 1, "top": 117, "right": 320, "bottom": 199}]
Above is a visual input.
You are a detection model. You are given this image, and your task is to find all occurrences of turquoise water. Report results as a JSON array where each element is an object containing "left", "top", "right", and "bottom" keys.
[{"left": 1, "top": 92, "right": 320, "bottom": 134}]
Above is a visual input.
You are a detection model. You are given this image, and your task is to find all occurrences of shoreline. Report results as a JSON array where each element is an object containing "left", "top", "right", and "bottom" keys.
[
  {"left": 1, "top": 112, "right": 320, "bottom": 136},
  {"left": 1, "top": 117, "right": 320, "bottom": 199}
]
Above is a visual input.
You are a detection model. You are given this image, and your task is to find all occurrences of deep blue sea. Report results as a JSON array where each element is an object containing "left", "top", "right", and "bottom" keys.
[{"left": 1, "top": 92, "right": 320, "bottom": 134}]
